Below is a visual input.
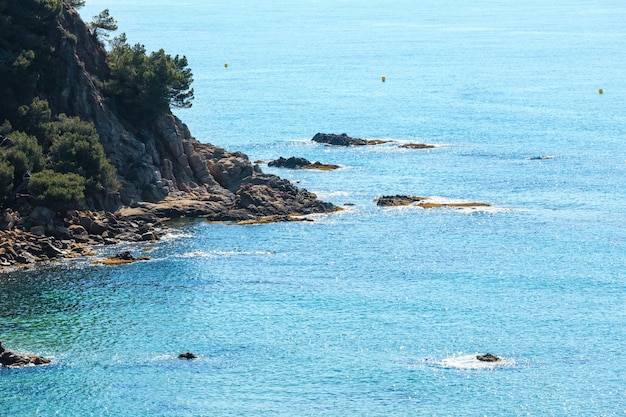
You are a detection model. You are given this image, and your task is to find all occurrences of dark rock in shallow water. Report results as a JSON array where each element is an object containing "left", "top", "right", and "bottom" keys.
[
  {"left": 398, "top": 143, "right": 436, "bottom": 149},
  {"left": 375, "top": 195, "right": 426, "bottom": 207},
  {"left": 268, "top": 156, "right": 340, "bottom": 171},
  {"left": 312, "top": 133, "right": 390, "bottom": 146},
  {"left": 178, "top": 352, "right": 198, "bottom": 360},
  {"left": 476, "top": 353, "right": 500, "bottom": 362},
  {"left": 0, "top": 340, "right": 51, "bottom": 368}
]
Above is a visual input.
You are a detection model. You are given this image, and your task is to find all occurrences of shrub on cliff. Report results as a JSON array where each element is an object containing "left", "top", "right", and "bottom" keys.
[
  {"left": 28, "top": 169, "right": 85, "bottom": 210},
  {"left": 3, "top": 131, "right": 45, "bottom": 185},
  {"left": 104, "top": 34, "right": 194, "bottom": 122},
  {"left": 47, "top": 115, "right": 120, "bottom": 196},
  {"left": 0, "top": 156, "right": 14, "bottom": 199}
]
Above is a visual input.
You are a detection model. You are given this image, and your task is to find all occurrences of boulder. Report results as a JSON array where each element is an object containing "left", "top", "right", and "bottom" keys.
[
  {"left": 178, "top": 352, "right": 198, "bottom": 360},
  {"left": 476, "top": 353, "right": 500, "bottom": 362},
  {"left": 0, "top": 341, "right": 51, "bottom": 368}
]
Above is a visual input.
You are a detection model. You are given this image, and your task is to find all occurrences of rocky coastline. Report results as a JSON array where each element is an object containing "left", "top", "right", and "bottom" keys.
[{"left": 0, "top": 207, "right": 166, "bottom": 270}]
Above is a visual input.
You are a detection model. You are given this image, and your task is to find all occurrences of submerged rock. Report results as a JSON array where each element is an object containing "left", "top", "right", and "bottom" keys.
[
  {"left": 95, "top": 251, "right": 150, "bottom": 266},
  {"left": 0, "top": 341, "right": 51, "bottom": 368},
  {"left": 268, "top": 156, "right": 340, "bottom": 171},
  {"left": 398, "top": 143, "right": 436, "bottom": 149},
  {"left": 178, "top": 352, "right": 198, "bottom": 360},
  {"left": 312, "top": 133, "right": 390, "bottom": 146},
  {"left": 476, "top": 353, "right": 500, "bottom": 362}
]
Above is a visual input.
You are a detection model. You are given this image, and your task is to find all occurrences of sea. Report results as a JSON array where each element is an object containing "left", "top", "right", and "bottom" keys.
[{"left": 1, "top": 1, "right": 625, "bottom": 415}]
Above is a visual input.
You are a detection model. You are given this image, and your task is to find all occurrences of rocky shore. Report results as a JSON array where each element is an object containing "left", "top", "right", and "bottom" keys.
[{"left": 0, "top": 208, "right": 165, "bottom": 270}]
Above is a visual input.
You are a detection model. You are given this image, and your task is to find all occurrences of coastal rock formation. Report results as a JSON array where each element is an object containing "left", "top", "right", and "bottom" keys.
[
  {"left": 49, "top": 7, "right": 335, "bottom": 217},
  {"left": 312, "top": 133, "right": 391, "bottom": 146},
  {"left": 1, "top": 5, "right": 337, "bottom": 270},
  {"left": 476, "top": 353, "right": 501, "bottom": 362},
  {"left": 0, "top": 209, "right": 165, "bottom": 268},
  {"left": 268, "top": 156, "right": 340, "bottom": 171},
  {"left": 0, "top": 341, "right": 51, "bottom": 367}
]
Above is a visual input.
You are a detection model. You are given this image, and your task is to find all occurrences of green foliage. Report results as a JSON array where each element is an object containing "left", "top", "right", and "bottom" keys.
[
  {"left": 0, "top": 0, "right": 63, "bottom": 121},
  {"left": 68, "top": 0, "right": 85, "bottom": 8},
  {"left": 16, "top": 97, "right": 52, "bottom": 142},
  {"left": 3, "top": 131, "right": 45, "bottom": 184},
  {"left": 104, "top": 35, "right": 194, "bottom": 121},
  {"left": 0, "top": 155, "right": 15, "bottom": 200},
  {"left": 28, "top": 169, "right": 85, "bottom": 210},
  {"left": 90, "top": 9, "right": 118, "bottom": 40},
  {"left": 48, "top": 115, "right": 120, "bottom": 195}
]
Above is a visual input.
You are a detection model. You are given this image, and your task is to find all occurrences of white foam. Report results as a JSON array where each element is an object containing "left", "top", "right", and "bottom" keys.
[
  {"left": 437, "top": 354, "right": 515, "bottom": 370},
  {"left": 177, "top": 250, "right": 276, "bottom": 259}
]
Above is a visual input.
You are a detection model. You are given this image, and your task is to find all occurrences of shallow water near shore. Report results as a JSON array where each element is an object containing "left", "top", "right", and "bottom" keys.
[{"left": 2, "top": 1, "right": 626, "bottom": 415}]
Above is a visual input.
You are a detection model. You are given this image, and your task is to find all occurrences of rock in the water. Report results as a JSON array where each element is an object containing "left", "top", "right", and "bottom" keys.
[
  {"left": 95, "top": 251, "right": 150, "bottom": 265},
  {"left": 476, "top": 353, "right": 500, "bottom": 362},
  {"left": 312, "top": 133, "right": 390, "bottom": 146},
  {"left": 268, "top": 156, "right": 340, "bottom": 171},
  {"left": 0, "top": 341, "right": 51, "bottom": 368},
  {"left": 375, "top": 195, "right": 426, "bottom": 206},
  {"left": 178, "top": 352, "right": 198, "bottom": 360},
  {"left": 398, "top": 143, "right": 436, "bottom": 149}
]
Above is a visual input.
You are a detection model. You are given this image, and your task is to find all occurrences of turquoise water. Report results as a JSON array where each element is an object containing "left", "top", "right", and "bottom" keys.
[{"left": 2, "top": 1, "right": 626, "bottom": 415}]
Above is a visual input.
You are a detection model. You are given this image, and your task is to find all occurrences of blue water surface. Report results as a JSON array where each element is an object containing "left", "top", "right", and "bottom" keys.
[{"left": 1, "top": 1, "right": 625, "bottom": 415}]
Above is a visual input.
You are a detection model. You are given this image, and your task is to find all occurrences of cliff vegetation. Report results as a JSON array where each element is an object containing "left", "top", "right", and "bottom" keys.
[{"left": 0, "top": 0, "right": 333, "bottom": 218}]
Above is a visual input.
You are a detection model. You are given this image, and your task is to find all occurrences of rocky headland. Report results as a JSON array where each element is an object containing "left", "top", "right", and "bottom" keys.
[{"left": 0, "top": 4, "right": 336, "bottom": 271}]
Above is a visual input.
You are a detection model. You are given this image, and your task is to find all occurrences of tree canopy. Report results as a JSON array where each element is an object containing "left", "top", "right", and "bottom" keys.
[{"left": 104, "top": 34, "right": 194, "bottom": 122}]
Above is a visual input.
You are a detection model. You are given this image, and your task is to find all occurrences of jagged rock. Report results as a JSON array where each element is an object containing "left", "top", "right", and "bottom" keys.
[
  {"left": 0, "top": 341, "right": 51, "bottom": 368},
  {"left": 312, "top": 132, "right": 391, "bottom": 146},
  {"left": 476, "top": 353, "right": 500, "bottom": 362}
]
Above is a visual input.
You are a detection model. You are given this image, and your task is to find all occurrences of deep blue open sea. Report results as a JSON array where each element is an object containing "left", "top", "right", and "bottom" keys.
[{"left": 2, "top": 1, "right": 625, "bottom": 415}]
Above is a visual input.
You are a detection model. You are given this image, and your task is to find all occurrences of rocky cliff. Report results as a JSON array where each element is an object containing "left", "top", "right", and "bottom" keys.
[{"left": 45, "top": 4, "right": 333, "bottom": 219}]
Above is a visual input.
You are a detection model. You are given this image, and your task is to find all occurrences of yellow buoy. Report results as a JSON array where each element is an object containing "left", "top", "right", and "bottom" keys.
[
  {"left": 382, "top": 76, "right": 386, "bottom": 82},
  {"left": 598, "top": 88, "right": 603, "bottom": 94},
  {"left": 224, "top": 63, "right": 228, "bottom": 68}
]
